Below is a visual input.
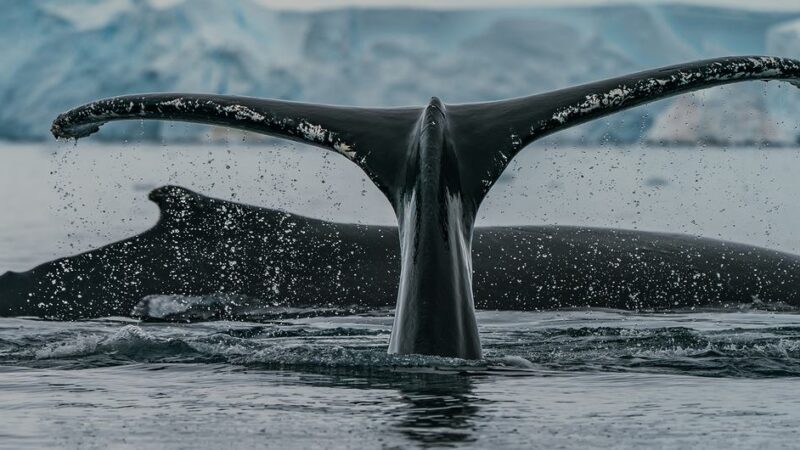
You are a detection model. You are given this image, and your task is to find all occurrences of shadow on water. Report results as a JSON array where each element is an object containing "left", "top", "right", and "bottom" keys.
[
  {"left": 394, "top": 374, "right": 480, "bottom": 446},
  {"left": 294, "top": 369, "right": 483, "bottom": 446}
]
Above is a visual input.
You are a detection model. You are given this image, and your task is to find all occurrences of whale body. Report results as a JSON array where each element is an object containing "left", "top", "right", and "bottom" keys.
[{"left": 2, "top": 185, "right": 799, "bottom": 321}]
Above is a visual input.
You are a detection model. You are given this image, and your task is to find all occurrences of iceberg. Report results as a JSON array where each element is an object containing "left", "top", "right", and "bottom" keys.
[{"left": 1, "top": 0, "right": 799, "bottom": 144}]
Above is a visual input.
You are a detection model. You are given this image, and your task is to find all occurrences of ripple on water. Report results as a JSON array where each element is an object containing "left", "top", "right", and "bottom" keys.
[{"left": 2, "top": 308, "right": 800, "bottom": 378}]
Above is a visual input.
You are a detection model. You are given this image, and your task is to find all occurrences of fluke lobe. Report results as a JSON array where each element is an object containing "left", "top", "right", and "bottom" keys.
[{"left": 51, "top": 56, "right": 800, "bottom": 359}]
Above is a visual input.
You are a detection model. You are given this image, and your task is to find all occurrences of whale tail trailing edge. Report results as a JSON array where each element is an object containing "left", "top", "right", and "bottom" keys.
[{"left": 51, "top": 55, "right": 800, "bottom": 358}]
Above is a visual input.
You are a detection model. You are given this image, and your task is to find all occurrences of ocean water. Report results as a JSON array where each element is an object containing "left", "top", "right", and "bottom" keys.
[
  {"left": 2, "top": 140, "right": 800, "bottom": 448},
  {"left": 2, "top": 311, "right": 800, "bottom": 449}
]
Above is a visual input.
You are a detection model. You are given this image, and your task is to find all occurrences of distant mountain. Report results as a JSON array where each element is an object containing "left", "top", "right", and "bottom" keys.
[{"left": 2, "top": 0, "right": 800, "bottom": 144}]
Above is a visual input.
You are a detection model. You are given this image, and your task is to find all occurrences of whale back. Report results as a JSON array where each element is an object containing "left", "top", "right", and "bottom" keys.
[{"left": 3, "top": 186, "right": 800, "bottom": 320}]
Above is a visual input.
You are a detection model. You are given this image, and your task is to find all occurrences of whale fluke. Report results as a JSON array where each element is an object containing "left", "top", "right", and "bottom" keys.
[
  {"left": 52, "top": 56, "right": 800, "bottom": 202},
  {"left": 50, "top": 56, "right": 800, "bottom": 358}
]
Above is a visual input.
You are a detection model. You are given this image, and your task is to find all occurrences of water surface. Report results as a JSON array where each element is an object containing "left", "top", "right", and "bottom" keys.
[{"left": 1, "top": 310, "right": 800, "bottom": 449}]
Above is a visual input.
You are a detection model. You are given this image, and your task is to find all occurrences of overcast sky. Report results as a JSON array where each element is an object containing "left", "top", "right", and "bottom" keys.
[{"left": 253, "top": 0, "right": 800, "bottom": 11}]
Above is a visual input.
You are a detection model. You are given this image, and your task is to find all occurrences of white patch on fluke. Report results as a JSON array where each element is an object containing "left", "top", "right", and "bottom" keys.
[
  {"left": 553, "top": 85, "right": 633, "bottom": 124},
  {"left": 160, "top": 98, "right": 186, "bottom": 109},
  {"left": 296, "top": 120, "right": 356, "bottom": 159},
  {"left": 221, "top": 104, "right": 266, "bottom": 122},
  {"left": 543, "top": 56, "right": 799, "bottom": 132},
  {"left": 297, "top": 121, "right": 327, "bottom": 142},
  {"left": 333, "top": 141, "right": 356, "bottom": 159}
]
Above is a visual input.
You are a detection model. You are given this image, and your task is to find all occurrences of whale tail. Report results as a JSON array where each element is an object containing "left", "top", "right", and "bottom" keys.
[
  {"left": 52, "top": 56, "right": 800, "bottom": 210},
  {"left": 51, "top": 56, "right": 800, "bottom": 358},
  {"left": 52, "top": 56, "right": 800, "bottom": 211}
]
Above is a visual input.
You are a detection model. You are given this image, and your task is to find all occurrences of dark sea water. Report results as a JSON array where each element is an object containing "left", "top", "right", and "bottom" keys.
[
  {"left": 2, "top": 310, "right": 800, "bottom": 449},
  {"left": 2, "top": 142, "right": 800, "bottom": 448}
]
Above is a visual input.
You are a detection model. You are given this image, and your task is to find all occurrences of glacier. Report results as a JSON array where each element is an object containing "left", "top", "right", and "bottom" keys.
[{"left": 2, "top": 0, "right": 800, "bottom": 144}]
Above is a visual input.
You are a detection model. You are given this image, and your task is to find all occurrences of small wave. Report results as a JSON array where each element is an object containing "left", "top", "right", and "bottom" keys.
[
  {"left": 133, "top": 294, "right": 373, "bottom": 322},
  {"left": 668, "top": 299, "right": 800, "bottom": 313},
  {"left": 12, "top": 324, "right": 477, "bottom": 371},
  {"left": 3, "top": 313, "right": 800, "bottom": 377},
  {"left": 504, "top": 325, "right": 800, "bottom": 377},
  {"left": 33, "top": 325, "right": 202, "bottom": 362}
]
